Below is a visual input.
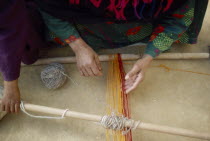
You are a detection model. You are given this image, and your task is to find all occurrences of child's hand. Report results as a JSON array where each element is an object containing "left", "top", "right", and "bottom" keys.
[{"left": 1, "top": 80, "right": 20, "bottom": 113}]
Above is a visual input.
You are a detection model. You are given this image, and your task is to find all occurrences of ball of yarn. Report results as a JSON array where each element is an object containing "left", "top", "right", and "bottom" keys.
[{"left": 41, "top": 63, "right": 67, "bottom": 89}]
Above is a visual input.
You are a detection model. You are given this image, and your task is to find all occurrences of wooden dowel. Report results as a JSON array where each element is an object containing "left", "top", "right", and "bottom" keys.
[
  {"left": 2, "top": 101, "right": 209, "bottom": 140},
  {"left": 24, "top": 103, "right": 102, "bottom": 122},
  {"left": 136, "top": 122, "right": 210, "bottom": 140},
  {"left": 22, "top": 54, "right": 140, "bottom": 66},
  {"left": 156, "top": 53, "right": 210, "bottom": 59},
  {"left": 21, "top": 53, "right": 209, "bottom": 66}
]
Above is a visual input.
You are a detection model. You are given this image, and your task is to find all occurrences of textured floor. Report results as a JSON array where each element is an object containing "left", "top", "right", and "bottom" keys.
[{"left": 0, "top": 3, "right": 210, "bottom": 141}]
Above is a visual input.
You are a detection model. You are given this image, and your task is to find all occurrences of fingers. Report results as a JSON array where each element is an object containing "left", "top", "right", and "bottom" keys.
[
  {"left": 125, "top": 64, "right": 140, "bottom": 80},
  {"left": 95, "top": 55, "right": 102, "bottom": 71},
  {"left": 78, "top": 65, "right": 86, "bottom": 76},
  {"left": 1, "top": 104, "right": 5, "bottom": 111},
  {"left": 86, "top": 67, "right": 94, "bottom": 76},
  {"left": 1, "top": 101, "right": 20, "bottom": 113},
  {"left": 125, "top": 75, "right": 137, "bottom": 85},
  {"left": 15, "top": 102, "right": 20, "bottom": 113},
  {"left": 126, "top": 72, "right": 144, "bottom": 94},
  {"left": 10, "top": 102, "right": 15, "bottom": 113},
  {"left": 81, "top": 67, "right": 89, "bottom": 76},
  {"left": 79, "top": 58, "right": 102, "bottom": 77},
  {"left": 125, "top": 75, "right": 137, "bottom": 89},
  {"left": 5, "top": 103, "right": 10, "bottom": 113},
  {"left": 79, "top": 69, "right": 84, "bottom": 76},
  {"left": 91, "top": 60, "right": 102, "bottom": 76}
]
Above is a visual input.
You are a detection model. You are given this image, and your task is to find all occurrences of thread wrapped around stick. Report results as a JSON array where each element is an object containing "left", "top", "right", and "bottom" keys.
[
  {"left": 101, "top": 113, "right": 140, "bottom": 135},
  {"left": 41, "top": 63, "right": 67, "bottom": 89}
]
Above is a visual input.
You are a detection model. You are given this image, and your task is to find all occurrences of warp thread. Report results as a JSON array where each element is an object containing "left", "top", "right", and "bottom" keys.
[{"left": 41, "top": 63, "right": 78, "bottom": 89}]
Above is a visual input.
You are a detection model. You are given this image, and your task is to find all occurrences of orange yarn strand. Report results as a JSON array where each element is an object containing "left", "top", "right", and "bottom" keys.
[{"left": 106, "top": 54, "right": 132, "bottom": 141}]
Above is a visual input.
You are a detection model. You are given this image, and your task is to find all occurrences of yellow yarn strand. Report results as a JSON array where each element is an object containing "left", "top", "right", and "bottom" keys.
[{"left": 106, "top": 54, "right": 129, "bottom": 141}]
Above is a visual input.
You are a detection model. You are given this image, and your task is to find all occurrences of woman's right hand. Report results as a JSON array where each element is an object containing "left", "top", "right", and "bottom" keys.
[
  {"left": 69, "top": 38, "right": 103, "bottom": 77},
  {"left": 1, "top": 80, "right": 20, "bottom": 113}
]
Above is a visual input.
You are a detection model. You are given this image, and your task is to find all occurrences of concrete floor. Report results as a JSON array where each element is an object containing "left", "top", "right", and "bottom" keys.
[{"left": 0, "top": 3, "right": 210, "bottom": 141}]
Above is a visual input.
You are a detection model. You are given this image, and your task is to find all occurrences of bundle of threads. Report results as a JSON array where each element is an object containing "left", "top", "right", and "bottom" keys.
[
  {"left": 41, "top": 63, "right": 67, "bottom": 89},
  {"left": 69, "top": 0, "right": 173, "bottom": 20},
  {"left": 105, "top": 54, "right": 132, "bottom": 141}
]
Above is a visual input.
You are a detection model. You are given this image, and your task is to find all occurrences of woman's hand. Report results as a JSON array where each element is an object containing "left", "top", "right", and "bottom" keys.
[
  {"left": 69, "top": 39, "right": 102, "bottom": 77},
  {"left": 1, "top": 80, "right": 20, "bottom": 113},
  {"left": 125, "top": 54, "right": 153, "bottom": 94}
]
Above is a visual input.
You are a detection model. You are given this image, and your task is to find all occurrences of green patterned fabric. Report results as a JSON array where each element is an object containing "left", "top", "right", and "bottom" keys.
[{"left": 40, "top": 0, "right": 208, "bottom": 58}]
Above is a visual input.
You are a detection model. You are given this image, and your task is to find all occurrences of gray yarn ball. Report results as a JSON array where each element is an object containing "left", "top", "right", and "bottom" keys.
[{"left": 41, "top": 63, "right": 67, "bottom": 89}]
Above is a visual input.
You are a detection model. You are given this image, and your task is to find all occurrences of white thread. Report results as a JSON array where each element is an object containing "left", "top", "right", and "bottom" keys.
[
  {"left": 20, "top": 101, "right": 69, "bottom": 119},
  {"left": 100, "top": 113, "right": 140, "bottom": 135},
  {"left": 61, "top": 72, "right": 78, "bottom": 86}
]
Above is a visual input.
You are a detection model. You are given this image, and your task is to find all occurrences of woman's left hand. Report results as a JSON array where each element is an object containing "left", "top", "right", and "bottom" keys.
[{"left": 125, "top": 54, "right": 153, "bottom": 94}]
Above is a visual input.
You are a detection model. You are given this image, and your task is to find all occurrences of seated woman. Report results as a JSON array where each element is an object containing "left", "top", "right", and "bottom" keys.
[
  {"left": 0, "top": 0, "right": 208, "bottom": 113},
  {"left": 0, "top": 0, "right": 45, "bottom": 113},
  {"left": 35, "top": 0, "right": 207, "bottom": 93}
]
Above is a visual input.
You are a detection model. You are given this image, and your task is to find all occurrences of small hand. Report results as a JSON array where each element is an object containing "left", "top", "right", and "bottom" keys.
[
  {"left": 125, "top": 55, "right": 153, "bottom": 94},
  {"left": 1, "top": 80, "right": 20, "bottom": 113},
  {"left": 69, "top": 38, "right": 102, "bottom": 77}
]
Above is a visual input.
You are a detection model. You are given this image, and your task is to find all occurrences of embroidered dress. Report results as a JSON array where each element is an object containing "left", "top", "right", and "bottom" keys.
[
  {"left": 37, "top": 0, "right": 208, "bottom": 58},
  {"left": 0, "top": 0, "right": 208, "bottom": 81}
]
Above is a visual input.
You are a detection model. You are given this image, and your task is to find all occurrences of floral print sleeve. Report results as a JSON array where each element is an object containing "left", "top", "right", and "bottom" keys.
[
  {"left": 145, "top": 0, "right": 195, "bottom": 58},
  {"left": 40, "top": 10, "right": 80, "bottom": 44}
]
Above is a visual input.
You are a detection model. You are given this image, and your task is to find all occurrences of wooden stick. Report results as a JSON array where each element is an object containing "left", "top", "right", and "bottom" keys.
[
  {"left": 21, "top": 53, "right": 209, "bottom": 66},
  {"left": 1, "top": 101, "right": 209, "bottom": 140},
  {"left": 156, "top": 53, "right": 210, "bottom": 59},
  {"left": 22, "top": 54, "right": 140, "bottom": 66}
]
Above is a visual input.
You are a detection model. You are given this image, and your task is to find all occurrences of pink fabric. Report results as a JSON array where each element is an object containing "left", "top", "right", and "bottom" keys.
[
  {"left": 133, "top": 0, "right": 141, "bottom": 19},
  {"left": 164, "top": 0, "right": 173, "bottom": 12},
  {"left": 69, "top": 0, "right": 80, "bottom": 4},
  {"left": 143, "top": 0, "right": 152, "bottom": 4},
  {"left": 154, "top": 0, "right": 164, "bottom": 17},
  {"left": 89, "top": 0, "right": 102, "bottom": 7},
  {"left": 69, "top": 0, "right": 174, "bottom": 20},
  {"left": 107, "top": 0, "right": 130, "bottom": 20}
]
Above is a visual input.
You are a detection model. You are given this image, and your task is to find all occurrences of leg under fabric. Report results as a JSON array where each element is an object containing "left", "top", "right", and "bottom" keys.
[{"left": 22, "top": 2, "right": 46, "bottom": 65}]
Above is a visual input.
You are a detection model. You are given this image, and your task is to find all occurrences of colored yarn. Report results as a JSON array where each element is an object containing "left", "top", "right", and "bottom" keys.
[
  {"left": 154, "top": 0, "right": 164, "bottom": 17},
  {"left": 69, "top": 0, "right": 174, "bottom": 20},
  {"left": 133, "top": 0, "right": 141, "bottom": 19},
  {"left": 154, "top": 64, "right": 210, "bottom": 76},
  {"left": 163, "top": 0, "right": 173, "bottom": 12},
  {"left": 106, "top": 54, "right": 132, "bottom": 141},
  {"left": 89, "top": 0, "right": 103, "bottom": 7}
]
